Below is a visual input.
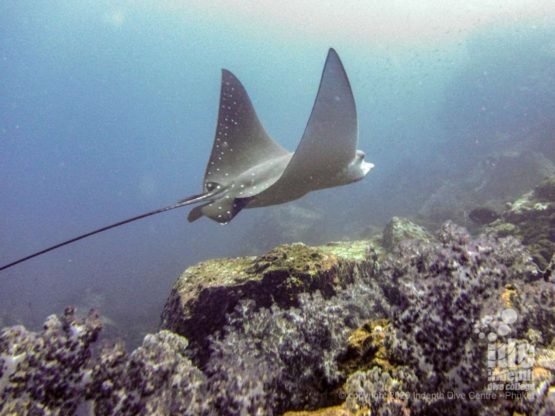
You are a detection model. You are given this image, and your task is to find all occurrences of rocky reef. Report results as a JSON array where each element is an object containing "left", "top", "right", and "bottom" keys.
[
  {"left": 485, "top": 176, "right": 555, "bottom": 271},
  {"left": 0, "top": 308, "right": 207, "bottom": 415},
  {"left": 1, "top": 181, "right": 554, "bottom": 415},
  {"left": 160, "top": 239, "right": 380, "bottom": 366}
]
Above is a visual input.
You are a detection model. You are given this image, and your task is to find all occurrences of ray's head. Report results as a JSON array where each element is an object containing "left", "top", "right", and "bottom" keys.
[{"left": 344, "top": 150, "right": 374, "bottom": 183}]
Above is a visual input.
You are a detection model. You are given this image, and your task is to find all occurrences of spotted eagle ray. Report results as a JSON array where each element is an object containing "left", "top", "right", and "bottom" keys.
[{"left": 1, "top": 48, "right": 373, "bottom": 271}]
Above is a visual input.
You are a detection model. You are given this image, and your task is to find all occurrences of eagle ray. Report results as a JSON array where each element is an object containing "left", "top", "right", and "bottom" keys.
[{"left": 0, "top": 48, "right": 373, "bottom": 272}]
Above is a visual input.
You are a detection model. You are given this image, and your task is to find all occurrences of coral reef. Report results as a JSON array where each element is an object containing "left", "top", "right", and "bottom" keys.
[
  {"left": 1, "top": 208, "right": 553, "bottom": 415},
  {"left": 206, "top": 287, "right": 388, "bottom": 414},
  {"left": 385, "top": 223, "right": 536, "bottom": 389},
  {"left": 0, "top": 310, "right": 207, "bottom": 415},
  {"left": 89, "top": 330, "right": 207, "bottom": 415},
  {"left": 486, "top": 175, "right": 555, "bottom": 270},
  {"left": 0, "top": 307, "right": 102, "bottom": 415}
]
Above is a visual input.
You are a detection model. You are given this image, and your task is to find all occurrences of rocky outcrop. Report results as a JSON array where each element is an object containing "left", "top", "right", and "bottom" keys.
[
  {"left": 486, "top": 176, "right": 555, "bottom": 270},
  {"left": 381, "top": 216, "right": 432, "bottom": 251},
  {"left": 160, "top": 240, "right": 381, "bottom": 365},
  {"left": 0, "top": 216, "right": 553, "bottom": 415}
]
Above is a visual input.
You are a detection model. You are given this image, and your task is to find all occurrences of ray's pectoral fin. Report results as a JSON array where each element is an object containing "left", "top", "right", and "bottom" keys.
[
  {"left": 252, "top": 48, "right": 364, "bottom": 202},
  {"left": 188, "top": 197, "right": 250, "bottom": 224},
  {"left": 190, "top": 65, "right": 292, "bottom": 224}
]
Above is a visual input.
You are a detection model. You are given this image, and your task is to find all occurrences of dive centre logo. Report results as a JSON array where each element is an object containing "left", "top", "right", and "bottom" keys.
[{"left": 476, "top": 307, "right": 535, "bottom": 393}]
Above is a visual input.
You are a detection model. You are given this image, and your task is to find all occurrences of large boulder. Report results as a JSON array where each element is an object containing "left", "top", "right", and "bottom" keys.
[{"left": 160, "top": 240, "right": 381, "bottom": 364}]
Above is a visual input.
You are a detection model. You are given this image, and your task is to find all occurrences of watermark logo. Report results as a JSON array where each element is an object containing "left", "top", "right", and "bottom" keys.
[{"left": 475, "top": 308, "right": 535, "bottom": 393}]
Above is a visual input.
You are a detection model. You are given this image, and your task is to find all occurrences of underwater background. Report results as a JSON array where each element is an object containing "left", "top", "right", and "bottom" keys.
[{"left": 1, "top": 0, "right": 555, "bottom": 349}]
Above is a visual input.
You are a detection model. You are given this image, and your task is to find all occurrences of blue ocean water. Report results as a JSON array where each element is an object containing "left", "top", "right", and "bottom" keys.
[{"left": 1, "top": 1, "right": 554, "bottom": 344}]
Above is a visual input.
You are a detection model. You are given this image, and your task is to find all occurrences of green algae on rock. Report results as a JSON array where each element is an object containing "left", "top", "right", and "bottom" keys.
[
  {"left": 160, "top": 240, "right": 380, "bottom": 365},
  {"left": 382, "top": 217, "right": 433, "bottom": 252}
]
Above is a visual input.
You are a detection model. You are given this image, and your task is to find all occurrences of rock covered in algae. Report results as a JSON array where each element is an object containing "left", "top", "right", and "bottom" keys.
[
  {"left": 382, "top": 216, "right": 433, "bottom": 251},
  {"left": 486, "top": 175, "right": 555, "bottom": 270},
  {"left": 161, "top": 239, "right": 380, "bottom": 364}
]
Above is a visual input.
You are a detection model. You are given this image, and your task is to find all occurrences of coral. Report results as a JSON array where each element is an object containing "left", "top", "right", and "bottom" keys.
[
  {"left": 0, "top": 310, "right": 207, "bottom": 416},
  {"left": 0, "top": 306, "right": 101, "bottom": 415},
  {"left": 383, "top": 223, "right": 537, "bottom": 393},
  {"left": 500, "top": 280, "right": 555, "bottom": 345},
  {"left": 206, "top": 286, "right": 388, "bottom": 414},
  {"left": 90, "top": 330, "right": 208, "bottom": 415},
  {"left": 344, "top": 366, "right": 417, "bottom": 415}
]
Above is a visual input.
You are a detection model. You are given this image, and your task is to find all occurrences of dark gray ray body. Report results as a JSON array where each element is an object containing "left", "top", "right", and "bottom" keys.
[{"left": 0, "top": 48, "right": 372, "bottom": 271}]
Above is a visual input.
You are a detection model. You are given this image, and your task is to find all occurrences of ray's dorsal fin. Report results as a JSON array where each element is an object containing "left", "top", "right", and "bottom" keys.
[
  {"left": 204, "top": 69, "right": 289, "bottom": 191},
  {"left": 254, "top": 48, "right": 358, "bottom": 198}
]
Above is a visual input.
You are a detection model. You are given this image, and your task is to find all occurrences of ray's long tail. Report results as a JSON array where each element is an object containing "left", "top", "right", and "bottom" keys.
[{"left": 0, "top": 190, "right": 221, "bottom": 272}]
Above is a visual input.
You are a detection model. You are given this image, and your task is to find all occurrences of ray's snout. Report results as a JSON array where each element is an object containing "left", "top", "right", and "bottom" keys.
[{"left": 354, "top": 150, "right": 374, "bottom": 179}]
